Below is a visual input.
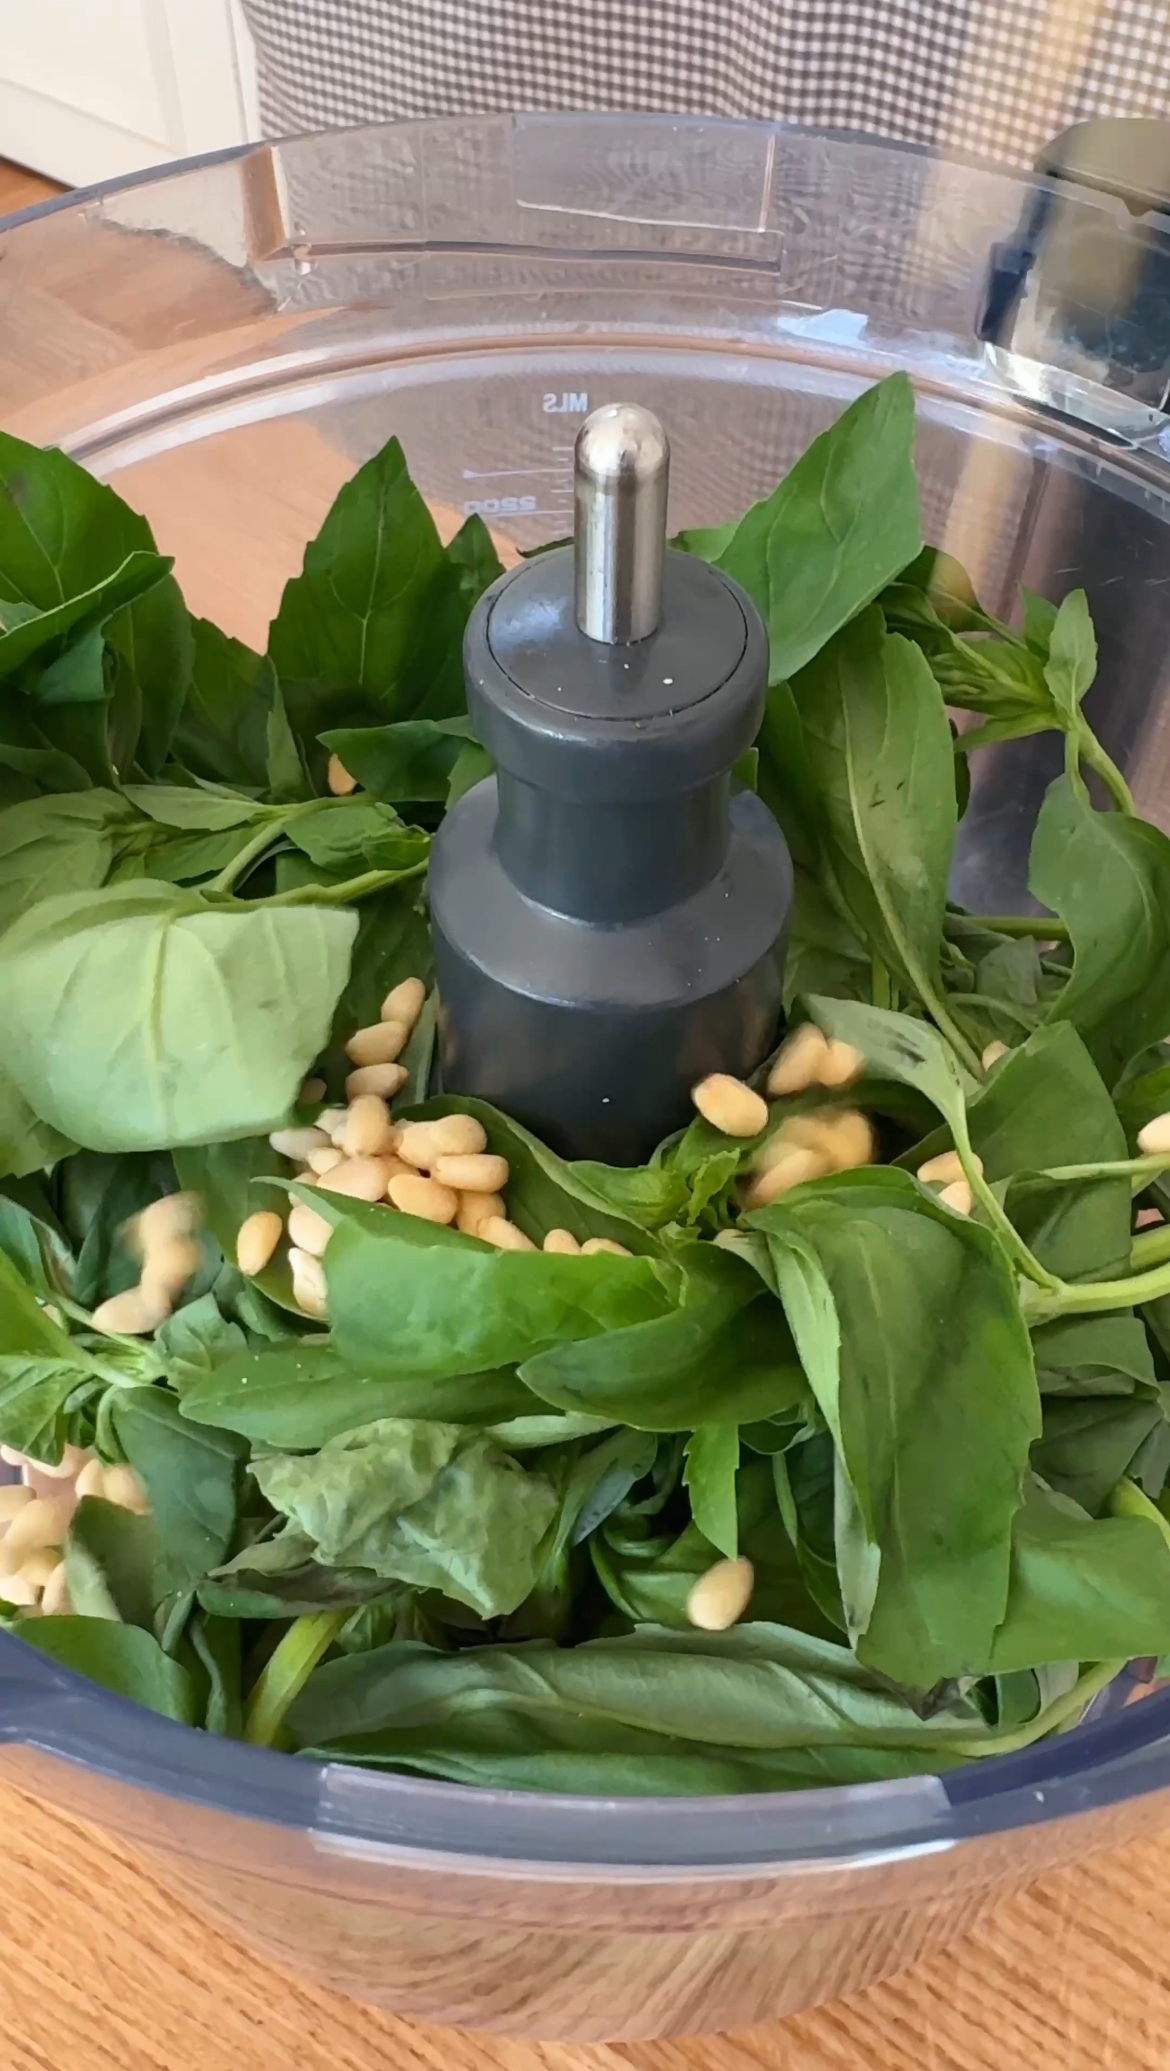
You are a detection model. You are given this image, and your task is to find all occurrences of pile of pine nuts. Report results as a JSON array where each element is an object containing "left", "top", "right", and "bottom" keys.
[
  {"left": 235, "top": 976, "right": 634, "bottom": 1319},
  {"left": 0, "top": 1451, "right": 149, "bottom": 1615}
]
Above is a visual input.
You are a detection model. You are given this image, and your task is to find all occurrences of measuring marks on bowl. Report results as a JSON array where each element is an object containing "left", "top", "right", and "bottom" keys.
[{"left": 460, "top": 391, "right": 590, "bottom": 525}]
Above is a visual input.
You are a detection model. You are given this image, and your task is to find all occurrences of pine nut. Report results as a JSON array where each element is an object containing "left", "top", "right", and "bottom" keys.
[
  {"left": 692, "top": 1073, "right": 769, "bottom": 1138},
  {"left": 20, "top": 1548, "right": 60, "bottom": 1593},
  {"left": 92, "top": 1285, "right": 169, "bottom": 1336},
  {"left": 342, "top": 1093, "right": 397, "bottom": 1158},
  {"left": 269, "top": 1125, "right": 330, "bottom": 1163},
  {"left": 687, "top": 1557, "right": 754, "bottom": 1631},
  {"left": 820, "top": 1110, "right": 875, "bottom": 1171},
  {"left": 103, "top": 1465, "right": 149, "bottom": 1515},
  {"left": 327, "top": 752, "right": 357, "bottom": 795},
  {"left": 318, "top": 1156, "right": 397, "bottom": 1203},
  {"left": 917, "top": 1150, "right": 984, "bottom": 1185},
  {"left": 387, "top": 1173, "right": 459, "bottom": 1224},
  {"left": 140, "top": 1237, "right": 200, "bottom": 1305},
  {"left": 398, "top": 1115, "right": 487, "bottom": 1169},
  {"left": 982, "top": 1039, "right": 1009, "bottom": 1070},
  {"left": 35, "top": 1444, "right": 89, "bottom": 1482},
  {"left": 287, "top": 1201, "right": 334, "bottom": 1257},
  {"left": 235, "top": 1210, "right": 283, "bottom": 1277},
  {"left": 41, "top": 1561, "right": 70, "bottom": 1616},
  {"left": 0, "top": 1485, "right": 33, "bottom": 1526},
  {"left": 543, "top": 1227, "right": 581, "bottom": 1255},
  {"left": 938, "top": 1179, "right": 974, "bottom": 1216},
  {"left": 581, "top": 1237, "right": 632, "bottom": 1257},
  {"left": 317, "top": 1106, "right": 350, "bottom": 1145},
  {"left": 300, "top": 1077, "right": 327, "bottom": 1104},
  {"left": 479, "top": 1216, "right": 536, "bottom": 1252},
  {"left": 380, "top": 976, "right": 426, "bottom": 1028},
  {"left": 819, "top": 1039, "right": 865, "bottom": 1089},
  {"left": 429, "top": 1115, "right": 489, "bottom": 1159},
  {"left": 457, "top": 1190, "right": 505, "bottom": 1235},
  {"left": 744, "top": 1146, "right": 828, "bottom": 1207},
  {"left": 135, "top": 1192, "right": 203, "bottom": 1252},
  {"left": 766, "top": 1024, "right": 830, "bottom": 1098},
  {"left": 345, "top": 1062, "right": 408, "bottom": 1101},
  {"left": 345, "top": 1020, "right": 409, "bottom": 1068},
  {"left": 0, "top": 1571, "right": 37, "bottom": 1607},
  {"left": 0, "top": 1498, "right": 68, "bottom": 1569},
  {"left": 289, "top": 1248, "right": 328, "bottom": 1318},
  {"left": 75, "top": 1459, "right": 107, "bottom": 1501},
  {"left": 1138, "top": 1111, "right": 1170, "bottom": 1156},
  {"left": 433, "top": 1153, "right": 509, "bottom": 1193},
  {"left": 308, "top": 1145, "right": 343, "bottom": 1175}
]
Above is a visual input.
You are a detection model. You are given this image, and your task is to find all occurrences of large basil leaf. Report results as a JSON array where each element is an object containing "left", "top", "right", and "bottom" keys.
[
  {"left": 253, "top": 1417, "right": 559, "bottom": 1618},
  {"left": 170, "top": 618, "right": 277, "bottom": 792},
  {"left": 268, "top": 437, "right": 468, "bottom": 753},
  {"left": 284, "top": 1622, "right": 996, "bottom": 1795},
  {"left": 790, "top": 611, "right": 960, "bottom": 1044},
  {"left": 0, "top": 789, "right": 135, "bottom": 935},
  {"left": 988, "top": 1475, "right": 1170, "bottom": 1671},
  {"left": 109, "top": 1385, "right": 245, "bottom": 1596},
  {"left": 747, "top": 1169, "right": 1040, "bottom": 1688},
  {"left": 319, "top": 717, "right": 477, "bottom": 805},
  {"left": 12, "top": 1615, "right": 198, "bottom": 1724},
  {"left": 322, "top": 1203, "right": 671, "bottom": 1383},
  {"left": 180, "top": 1339, "right": 535, "bottom": 1447},
  {"left": 1029, "top": 775, "right": 1170, "bottom": 1086},
  {"left": 519, "top": 1244, "right": 806, "bottom": 1432},
  {"left": 708, "top": 374, "right": 921, "bottom": 683},
  {"left": 0, "top": 881, "right": 356, "bottom": 1151}
]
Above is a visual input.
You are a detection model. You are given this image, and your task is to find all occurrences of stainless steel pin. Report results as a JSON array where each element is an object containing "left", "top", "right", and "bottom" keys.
[{"left": 574, "top": 402, "right": 670, "bottom": 645}]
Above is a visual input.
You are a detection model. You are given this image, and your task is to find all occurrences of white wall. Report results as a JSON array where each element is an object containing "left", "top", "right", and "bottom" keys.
[{"left": 0, "top": 0, "right": 259, "bottom": 188}]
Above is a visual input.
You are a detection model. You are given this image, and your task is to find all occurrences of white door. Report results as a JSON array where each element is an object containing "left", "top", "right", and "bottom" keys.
[{"left": 0, "top": 0, "right": 259, "bottom": 189}]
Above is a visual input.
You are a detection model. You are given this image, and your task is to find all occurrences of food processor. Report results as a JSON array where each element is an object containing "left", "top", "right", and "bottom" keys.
[{"left": 2, "top": 111, "right": 1170, "bottom": 2039}]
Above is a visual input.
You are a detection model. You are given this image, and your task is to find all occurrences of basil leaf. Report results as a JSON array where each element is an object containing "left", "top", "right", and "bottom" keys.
[
  {"left": 1043, "top": 589, "right": 1096, "bottom": 724},
  {"left": 65, "top": 1495, "right": 160, "bottom": 1627},
  {"left": 710, "top": 374, "right": 921, "bottom": 683},
  {"left": 14, "top": 1615, "right": 198, "bottom": 1724},
  {"left": 319, "top": 717, "right": 476, "bottom": 805},
  {"left": 253, "top": 1417, "right": 559, "bottom": 1618},
  {"left": 0, "top": 789, "right": 134, "bottom": 934},
  {"left": 180, "top": 1339, "right": 534, "bottom": 1447},
  {"left": 791, "top": 611, "right": 960, "bottom": 1039},
  {"left": 108, "top": 1386, "right": 245, "bottom": 1595},
  {"left": 989, "top": 1476, "right": 1170, "bottom": 1671},
  {"left": 269, "top": 437, "right": 467, "bottom": 753},
  {"left": 171, "top": 618, "right": 276, "bottom": 792},
  {"left": 747, "top": 1169, "right": 1041, "bottom": 1688},
  {"left": 683, "top": 1424, "right": 740, "bottom": 1558},
  {"left": 1030, "top": 775, "right": 1170, "bottom": 1085},
  {"left": 0, "top": 881, "right": 356, "bottom": 1151}
]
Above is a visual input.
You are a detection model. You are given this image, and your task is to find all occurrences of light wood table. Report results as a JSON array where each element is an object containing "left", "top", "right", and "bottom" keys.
[{"left": 0, "top": 1776, "right": 1167, "bottom": 2071}]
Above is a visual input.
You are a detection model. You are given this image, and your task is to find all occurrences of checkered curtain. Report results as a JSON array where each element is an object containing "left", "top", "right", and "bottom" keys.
[{"left": 239, "top": 0, "right": 1170, "bottom": 169}]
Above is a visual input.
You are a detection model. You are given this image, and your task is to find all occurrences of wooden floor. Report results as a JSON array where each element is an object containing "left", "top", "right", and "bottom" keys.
[{"left": 0, "top": 157, "right": 66, "bottom": 217}]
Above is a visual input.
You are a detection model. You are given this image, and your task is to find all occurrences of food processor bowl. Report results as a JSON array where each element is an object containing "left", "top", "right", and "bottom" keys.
[{"left": 2, "top": 114, "right": 1170, "bottom": 2038}]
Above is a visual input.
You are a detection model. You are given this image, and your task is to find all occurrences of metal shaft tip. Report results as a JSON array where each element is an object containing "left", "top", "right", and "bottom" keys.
[{"left": 574, "top": 403, "right": 670, "bottom": 646}]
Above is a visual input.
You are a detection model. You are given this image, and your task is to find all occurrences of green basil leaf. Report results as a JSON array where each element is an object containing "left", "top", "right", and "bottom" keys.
[
  {"left": 747, "top": 1168, "right": 1041, "bottom": 1688},
  {"left": 180, "top": 1339, "right": 535, "bottom": 1447},
  {"left": 0, "top": 881, "right": 357, "bottom": 1151},
  {"left": 65, "top": 1494, "right": 160, "bottom": 1627},
  {"left": 268, "top": 437, "right": 467, "bottom": 753},
  {"left": 1029, "top": 774, "right": 1170, "bottom": 1085},
  {"left": 682, "top": 1423, "right": 740, "bottom": 1558},
  {"left": 710, "top": 374, "right": 921, "bottom": 683},
  {"left": 253, "top": 1417, "right": 559, "bottom": 1618},
  {"left": 322, "top": 1205, "right": 671, "bottom": 1384},
  {"left": 14, "top": 1614, "right": 198, "bottom": 1723},
  {"left": 319, "top": 717, "right": 476, "bottom": 805},
  {"left": 791, "top": 611, "right": 959, "bottom": 1034},
  {"left": 171, "top": 618, "right": 276, "bottom": 792},
  {"left": 988, "top": 1476, "right": 1170, "bottom": 1671},
  {"left": 0, "top": 789, "right": 134, "bottom": 934},
  {"left": 108, "top": 1385, "right": 245, "bottom": 1595}
]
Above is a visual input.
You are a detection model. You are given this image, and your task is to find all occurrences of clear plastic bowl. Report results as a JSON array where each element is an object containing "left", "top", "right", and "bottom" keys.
[{"left": 2, "top": 115, "right": 1170, "bottom": 2039}]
